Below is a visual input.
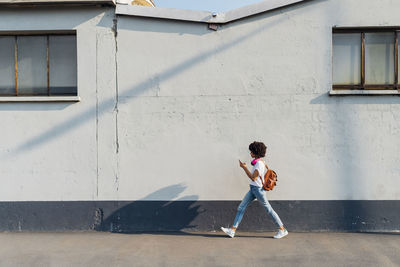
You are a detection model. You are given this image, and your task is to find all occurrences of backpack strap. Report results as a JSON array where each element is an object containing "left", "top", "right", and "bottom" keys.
[{"left": 259, "top": 160, "right": 268, "bottom": 187}]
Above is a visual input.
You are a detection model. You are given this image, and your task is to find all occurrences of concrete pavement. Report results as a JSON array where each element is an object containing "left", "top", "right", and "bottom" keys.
[{"left": 0, "top": 231, "right": 399, "bottom": 267}]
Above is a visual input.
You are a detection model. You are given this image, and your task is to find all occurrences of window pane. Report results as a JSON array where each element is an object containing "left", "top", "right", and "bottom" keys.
[
  {"left": 0, "top": 37, "right": 16, "bottom": 95},
  {"left": 333, "top": 33, "right": 361, "bottom": 85},
  {"left": 398, "top": 32, "right": 399, "bottom": 84},
  {"left": 365, "top": 32, "right": 395, "bottom": 85},
  {"left": 49, "top": 35, "right": 77, "bottom": 96},
  {"left": 17, "top": 36, "right": 47, "bottom": 95}
]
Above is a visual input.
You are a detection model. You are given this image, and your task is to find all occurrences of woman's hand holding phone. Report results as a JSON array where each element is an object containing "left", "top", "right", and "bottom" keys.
[{"left": 239, "top": 160, "right": 247, "bottom": 169}]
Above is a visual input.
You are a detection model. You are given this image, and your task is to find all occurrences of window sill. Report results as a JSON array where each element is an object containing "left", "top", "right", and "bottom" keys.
[
  {"left": 329, "top": 90, "right": 400, "bottom": 96},
  {"left": 0, "top": 96, "right": 81, "bottom": 102}
]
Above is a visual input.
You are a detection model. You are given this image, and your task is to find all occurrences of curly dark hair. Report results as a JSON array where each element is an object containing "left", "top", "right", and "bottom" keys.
[{"left": 249, "top": 141, "right": 267, "bottom": 158}]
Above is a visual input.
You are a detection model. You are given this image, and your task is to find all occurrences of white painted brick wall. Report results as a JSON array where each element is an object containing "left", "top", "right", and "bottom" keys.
[{"left": 0, "top": 0, "right": 399, "bottom": 202}]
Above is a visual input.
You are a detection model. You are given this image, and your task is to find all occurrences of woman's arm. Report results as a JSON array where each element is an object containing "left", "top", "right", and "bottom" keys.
[{"left": 239, "top": 160, "right": 259, "bottom": 181}]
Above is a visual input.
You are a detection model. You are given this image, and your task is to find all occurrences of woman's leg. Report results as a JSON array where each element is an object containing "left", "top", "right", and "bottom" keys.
[
  {"left": 232, "top": 188, "right": 256, "bottom": 229},
  {"left": 252, "top": 187, "right": 284, "bottom": 228}
]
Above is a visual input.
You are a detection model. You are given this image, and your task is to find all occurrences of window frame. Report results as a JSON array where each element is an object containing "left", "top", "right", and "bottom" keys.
[
  {"left": 332, "top": 27, "right": 399, "bottom": 91},
  {"left": 0, "top": 30, "right": 78, "bottom": 98}
]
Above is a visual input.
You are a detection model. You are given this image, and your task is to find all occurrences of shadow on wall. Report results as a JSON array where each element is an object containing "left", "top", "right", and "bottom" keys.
[
  {"left": 97, "top": 184, "right": 202, "bottom": 232},
  {"left": 310, "top": 92, "right": 400, "bottom": 231},
  {"left": 3, "top": 0, "right": 313, "bottom": 159}
]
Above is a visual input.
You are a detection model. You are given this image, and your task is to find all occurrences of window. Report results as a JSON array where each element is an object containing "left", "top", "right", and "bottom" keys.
[
  {"left": 0, "top": 33, "right": 77, "bottom": 96},
  {"left": 333, "top": 28, "right": 399, "bottom": 90}
]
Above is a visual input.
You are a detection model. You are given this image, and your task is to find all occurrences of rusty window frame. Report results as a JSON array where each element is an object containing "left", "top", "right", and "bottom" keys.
[
  {"left": 0, "top": 31, "right": 77, "bottom": 96},
  {"left": 332, "top": 27, "right": 399, "bottom": 90}
]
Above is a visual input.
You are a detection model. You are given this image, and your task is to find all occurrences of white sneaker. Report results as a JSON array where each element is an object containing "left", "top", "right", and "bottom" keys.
[
  {"left": 273, "top": 229, "right": 288, "bottom": 239},
  {"left": 221, "top": 227, "right": 235, "bottom": 238}
]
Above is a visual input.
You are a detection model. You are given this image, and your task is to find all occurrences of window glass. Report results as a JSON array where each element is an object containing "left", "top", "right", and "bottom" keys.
[
  {"left": 49, "top": 35, "right": 77, "bottom": 95},
  {"left": 0, "top": 37, "right": 16, "bottom": 95},
  {"left": 333, "top": 33, "right": 361, "bottom": 85},
  {"left": 17, "top": 36, "right": 47, "bottom": 95},
  {"left": 365, "top": 32, "right": 395, "bottom": 85}
]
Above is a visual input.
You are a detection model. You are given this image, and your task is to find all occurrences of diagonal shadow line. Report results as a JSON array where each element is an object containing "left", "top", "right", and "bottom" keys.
[{"left": 6, "top": 12, "right": 290, "bottom": 158}]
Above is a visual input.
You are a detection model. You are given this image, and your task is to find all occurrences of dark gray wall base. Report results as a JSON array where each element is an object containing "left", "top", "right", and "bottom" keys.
[{"left": 0, "top": 201, "right": 399, "bottom": 232}]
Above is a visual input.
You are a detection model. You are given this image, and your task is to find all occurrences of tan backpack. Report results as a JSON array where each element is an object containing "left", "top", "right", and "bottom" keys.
[{"left": 262, "top": 163, "right": 278, "bottom": 191}]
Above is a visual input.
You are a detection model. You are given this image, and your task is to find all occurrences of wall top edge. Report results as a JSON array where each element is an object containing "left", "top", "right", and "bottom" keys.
[
  {"left": 116, "top": 4, "right": 222, "bottom": 23},
  {"left": 0, "top": 0, "right": 115, "bottom": 6},
  {"left": 116, "top": 0, "right": 311, "bottom": 24}
]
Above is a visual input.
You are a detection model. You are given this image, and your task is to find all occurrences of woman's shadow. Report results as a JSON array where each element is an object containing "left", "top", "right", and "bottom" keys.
[
  {"left": 97, "top": 184, "right": 215, "bottom": 236},
  {"left": 95, "top": 183, "right": 274, "bottom": 238}
]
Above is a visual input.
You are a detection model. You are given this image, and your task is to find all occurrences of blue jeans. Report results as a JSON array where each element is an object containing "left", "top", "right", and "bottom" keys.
[{"left": 233, "top": 185, "right": 284, "bottom": 228}]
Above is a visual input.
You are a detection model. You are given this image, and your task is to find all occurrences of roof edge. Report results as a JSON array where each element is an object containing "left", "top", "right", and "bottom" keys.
[
  {"left": 116, "top": 0, "right": 310, "bottom": 24},
  {"left": 0, "top": 0, "right": 115, "bottom": 6},
  {"left": 224, "top": 0, "right": 308, "bottom": 23},
  {"left": 116, "top": 5, "right": 225, "bottom": 23}
]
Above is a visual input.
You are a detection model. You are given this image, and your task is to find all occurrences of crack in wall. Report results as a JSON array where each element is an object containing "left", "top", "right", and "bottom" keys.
[
  {"left": 95, "top": 30, "right": 100, "bottom": 199},
  {"left": 113, "top": 15, "right": 120, "bottom": 193},
  {"left": 113, "top": 16, "right": 120, "bottom": 154}
]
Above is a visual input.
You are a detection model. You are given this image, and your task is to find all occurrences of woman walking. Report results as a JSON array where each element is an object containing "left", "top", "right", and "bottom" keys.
[{"left": 221, "top": 141, "right": 288, "bottom": 239}]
